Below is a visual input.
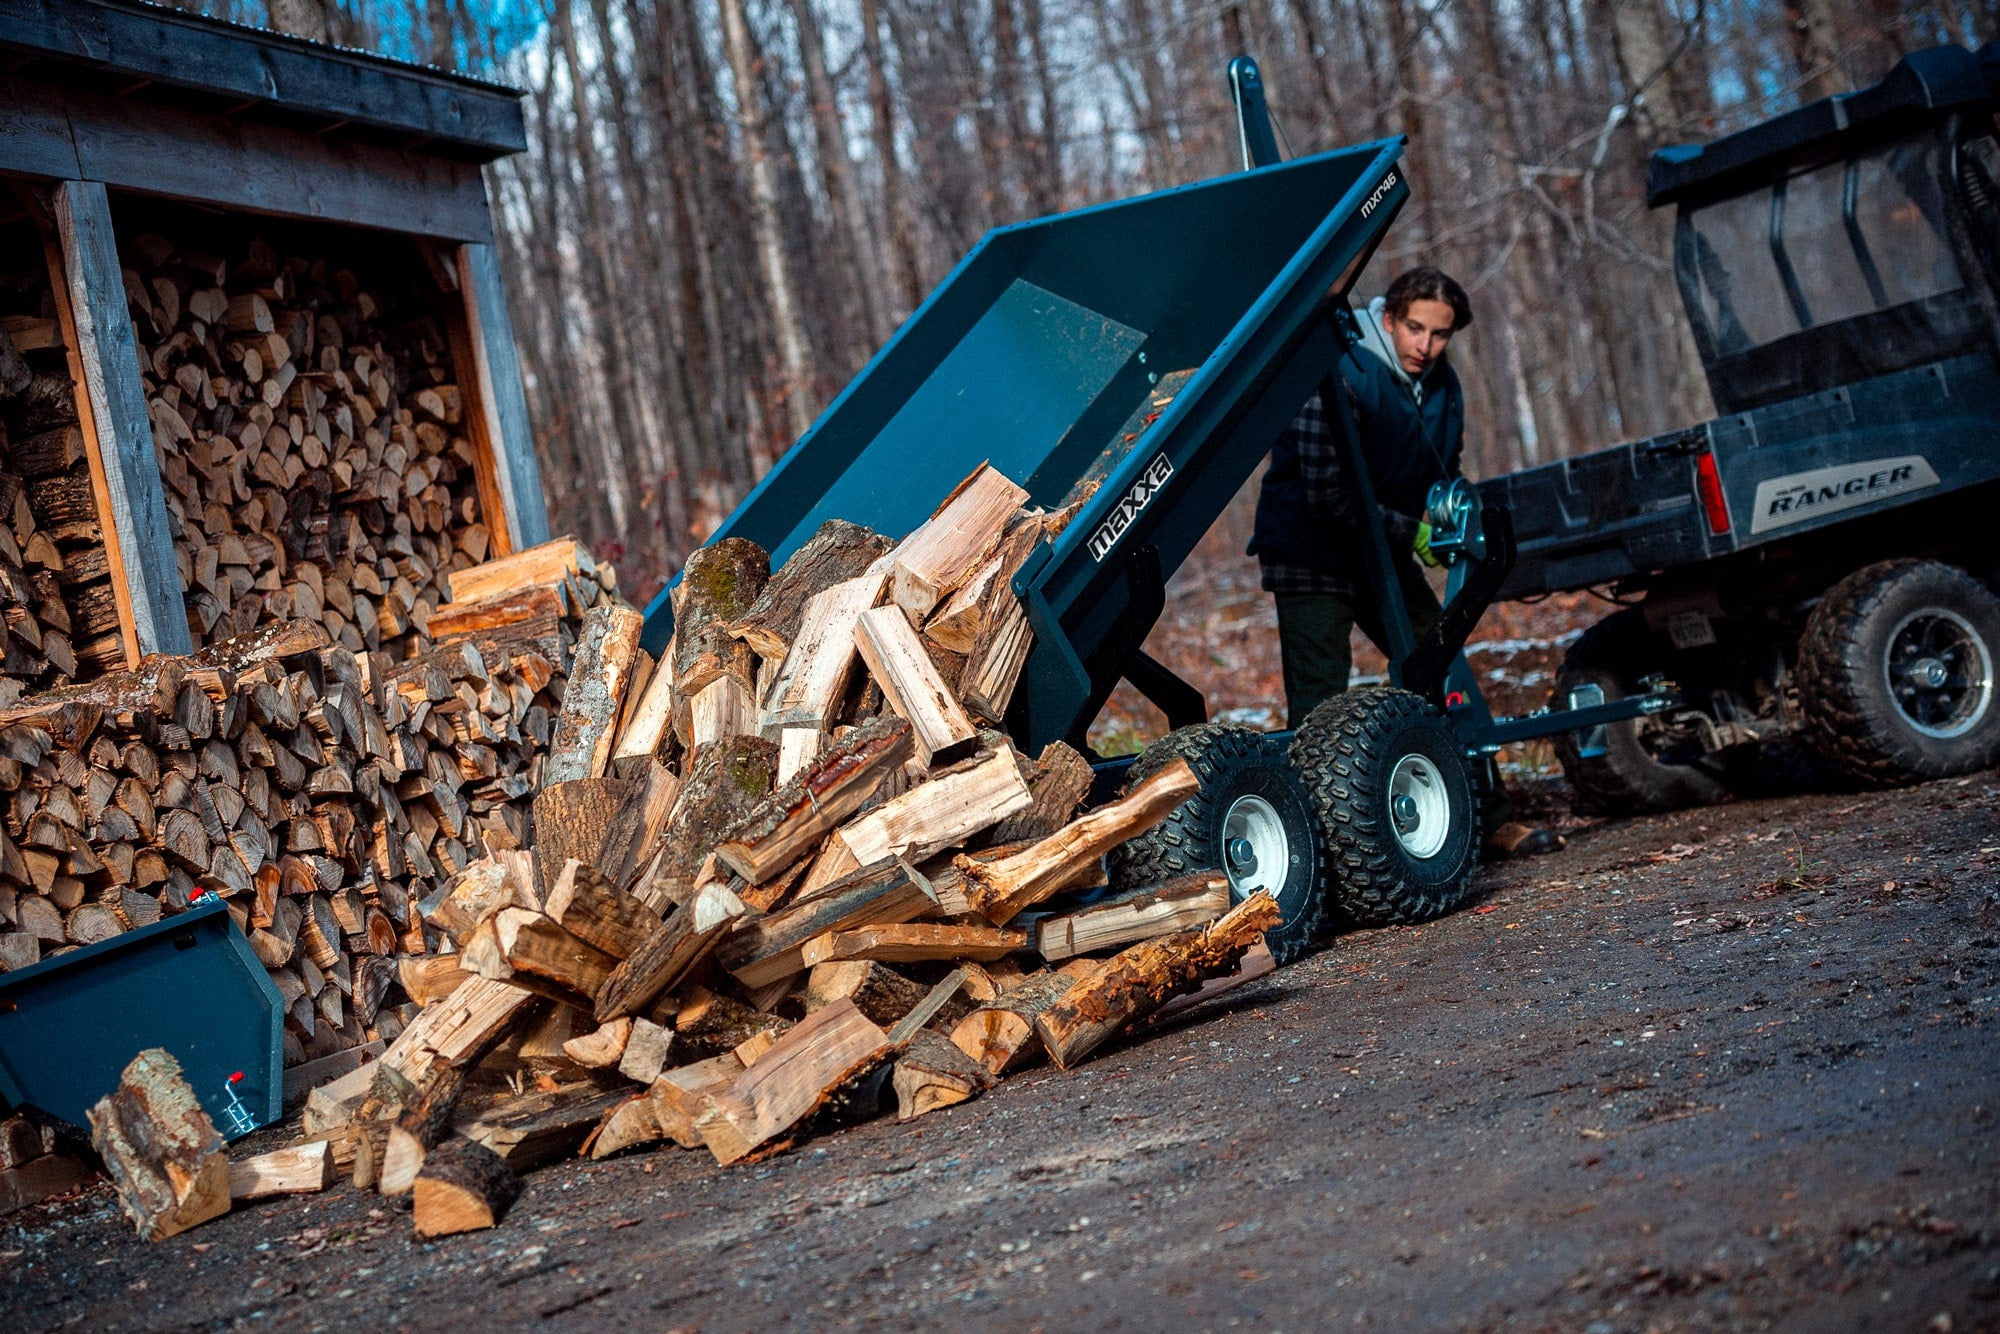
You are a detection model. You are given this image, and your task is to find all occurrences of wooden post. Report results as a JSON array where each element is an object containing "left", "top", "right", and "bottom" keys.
[
  {"left": 49, "top": 180, "right": 192, "bottom": 660},
  {"left": 456, "top": 243, "right": 549, "bottom": 553}
]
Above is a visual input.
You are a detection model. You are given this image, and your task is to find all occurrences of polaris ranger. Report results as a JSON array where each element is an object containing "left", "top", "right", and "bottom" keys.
[{"left": 1480, "top": 42, "right": 2000, "bottom": 811}]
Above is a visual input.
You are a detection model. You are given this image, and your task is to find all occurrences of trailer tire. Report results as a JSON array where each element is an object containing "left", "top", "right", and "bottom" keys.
[
  {"left": 1797, "top": 559, "right": 2000, "bottom": 786},
  {"left": 1288, "top": 688, "right": 1478, "bottom": 927},
  {"left": 1106, "top": 725, "right": 1325, "bottom": 964},
  {"left": 1552, "top": 611, "right": 1728, "bottom": 815}
]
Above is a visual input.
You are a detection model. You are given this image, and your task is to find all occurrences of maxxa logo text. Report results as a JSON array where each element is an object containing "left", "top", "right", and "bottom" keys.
[{"left": 1088, "top": 453, "right": 1175, "bottom": 561}]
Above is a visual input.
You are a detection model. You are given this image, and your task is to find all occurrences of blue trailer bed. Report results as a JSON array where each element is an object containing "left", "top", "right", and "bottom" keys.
[{"left": 644, "top": 139, "right": 1410, "bottom": 750}]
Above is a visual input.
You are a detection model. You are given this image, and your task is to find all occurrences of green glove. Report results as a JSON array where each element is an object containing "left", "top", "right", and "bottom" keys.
[{"left": 1414, "top": 520, "right": 1441, "bottom": 568}]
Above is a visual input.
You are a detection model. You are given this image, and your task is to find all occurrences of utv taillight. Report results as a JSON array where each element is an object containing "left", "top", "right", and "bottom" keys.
[{"left": 1694, "top": 452, "right": 1731, "bottom": 536}]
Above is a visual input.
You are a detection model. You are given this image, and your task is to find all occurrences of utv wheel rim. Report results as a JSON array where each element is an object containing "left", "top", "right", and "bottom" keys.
[
  {"left": 1387, "top": 754, "right": 1450, "bottom": 860},
  {"left": 1884, "top": 608, "right": 1993, "bottom": 740},
  {"left": 1222, "top": 794, "right": 1289, "bottom": 900}
]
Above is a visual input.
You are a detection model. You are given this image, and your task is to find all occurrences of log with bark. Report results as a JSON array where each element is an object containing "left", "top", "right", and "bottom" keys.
[
  {"left": 87, "top": 1049, "right": 231, "bottom": 1240},
  {"left": 1033, "top": 892, "right": 1280, "bottom": 1069}
]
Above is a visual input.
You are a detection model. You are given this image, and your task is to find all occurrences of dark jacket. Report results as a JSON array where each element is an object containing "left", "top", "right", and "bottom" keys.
[{"left": 1248, "top": 296, "right": 1465, "bottom": 597}]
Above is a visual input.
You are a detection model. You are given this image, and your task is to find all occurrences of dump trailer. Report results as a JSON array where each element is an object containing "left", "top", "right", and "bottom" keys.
[
  {"left": 1482, "top": 42, "right": 2000, "bottom": 812},
  {"left": 643, "top": 63, "right": 1655, "bottom": 962}
]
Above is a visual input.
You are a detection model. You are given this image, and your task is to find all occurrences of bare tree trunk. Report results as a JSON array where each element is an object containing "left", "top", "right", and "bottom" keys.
[
  {"left": 719, "top": 0, "right": 818, "bottom": 441},
  {"left": 1019, "top": 0, "right": 1064, "bottom": 205},
  {"left": 1786, "top": 0, "right": 1851, "bottom": 99},
  {"left": 861, "top": 0, "right": 927, "bottom": 316},
  {"left": 266, "top": 0, "right": 330, "bottom": 41},
  {"left": 789, "top": 0, "right": 895, "bottom": 350},
  {"left": 554, "top": 0, "right": 637, "bottom": 535}
]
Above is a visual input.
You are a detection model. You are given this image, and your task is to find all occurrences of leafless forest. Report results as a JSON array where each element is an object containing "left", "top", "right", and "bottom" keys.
[{"left": 192, "top": 0, "right": 1988, "bottom": 603}]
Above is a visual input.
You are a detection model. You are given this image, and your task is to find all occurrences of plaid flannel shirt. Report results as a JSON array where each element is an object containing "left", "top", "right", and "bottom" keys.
[{"left": 1256, "top": 388, "right": 1422, "bottom": 600}]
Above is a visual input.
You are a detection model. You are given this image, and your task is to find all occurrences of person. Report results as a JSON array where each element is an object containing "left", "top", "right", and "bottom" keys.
[{"left": 1248, "top": 266, "right": 1563, "bottom": 860}]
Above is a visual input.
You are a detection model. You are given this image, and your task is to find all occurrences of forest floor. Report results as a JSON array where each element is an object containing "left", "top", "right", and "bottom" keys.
[{"left": 7, "top": 530, "right": 2000, "bottom": 1331}]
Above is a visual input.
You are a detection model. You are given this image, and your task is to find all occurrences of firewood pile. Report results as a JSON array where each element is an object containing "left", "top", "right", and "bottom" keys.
[
  {"left": 122, "top": 228, "right": 498, "bottom": 658},
  {"left": 0, "top": 537, "right": 617, "bottom": 1062},
  {"left": 0, "top": 256, "right": 118, "bottom": 692},
  {"left": 144, "top": 460, "right": 1278, "bottom": 1243}
]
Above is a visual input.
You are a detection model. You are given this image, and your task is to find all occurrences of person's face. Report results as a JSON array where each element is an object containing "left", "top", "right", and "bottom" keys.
[{"left": 1388, "top": 298, "right": 1457, "bottom": 378}]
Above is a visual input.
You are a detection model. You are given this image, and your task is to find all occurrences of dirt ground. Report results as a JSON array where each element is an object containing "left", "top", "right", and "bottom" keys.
[{"left": 7, "top": 769, "right": 2000, "bottom": 1332}]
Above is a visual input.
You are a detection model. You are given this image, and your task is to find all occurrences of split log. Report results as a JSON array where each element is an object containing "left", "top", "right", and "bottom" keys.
[
  {"left": 886, "top": 967, "right": 972, "bottom": 1045},
  {"left": 686, "top": 674, "right": 756, "bottom": 747},
  {"left": 1034, "top": 891, "right": 1280, "bottom": 1069},
  {"left": 890, "top": 463, "right": 1027, "bottom": 619},
  {"left": 892, "top": 1030, "right": 998, "bottom": 1120},
  {"left": 803, "top": 959, "right": 931, "bottom": 1026},
  {"left": 611, "top": 647, "right": 677, "bottom": 766},
  {"left": 529, "top": 779, "right": 631, "bottom": 884},
  {"left": 923, "top": 511, "right": 1042, "bottom": 655},
  {"left": 543, "top": 606, "right": 644, "bottom": 785},
  {"left": 228, "top": 1141, "right": 335, "bottom": 1201},
  {"left": 672, "top": 537, "right": 768, "bottom": 699},
  {"left": 760, "top": 564, "right": 889, "bottom": 729},
  {"left": 0, "top": 1116, "right": 44, "bottom": 1171},
  {"left": 947, "top": 971, "right": 1077, "bottom": 1076},
  {"left": 593, "top": 760, "right": 680, "bottom": 889},
  {"left": 421, "top": 858, "right": 531, "bottom": 948},
  {"left": 691, "top": 999, "right": 892, "bottom": 1165},
  {"left": 853, "top": 605, "right": 978, "bottom": 767},
  {"left": 460, "top": 908, "right": 618, "bottom": 1004},
  {"left": 801, "top": 922, "right": 1025, "bottom": 968},
  {"left": 594, "top": 879, "right": 747, "bottom": 1022},
  {"left": 730, "top": 519, "right": 892, "bottom": 659},
  {"left": 561, "top": 1017, "right": 634, "bottom": 1069},
  {"left": 712, "top": 715, "right": 911, "bottom": 885},
  {"left": 716, "top": 858, "right": 935, "bottom": 989},
  {"left": 588, "top": 1094, "right": 665, "bottom": 1160},
  {"left": 1031, "top": 872, "right": 1230, "bottom": 961},
  {"left": 86, "top": 1049, "right": 230, "bottom": 1241},
  {"left": 445, "top": 538, "right": 584, "bottom": 606},
  {"left": 649, "top": 1053, "right": 745, "bottom": 1149},
  {"left": 1147, "top": 939, "right": 1277, "bottom": 1024},
  {"left": 543, "top": 859, "right": 655, "bottom": 959},
  {"left": 412, "top": 1135, "right": 520, "bottom": 1238},
  {"left": 647, "top": 735, "right": 777, "bottom": 905},
  {"left": 376, "top": 977, "right": 539, "bottom": 1094},
  {"left": 989, "top": 741, "right": 1094, "bottom": 843},
  {"left": 673, "top": 986, "right": 793, "bottom": 1059},
  {"left": 616, "top": 1017, "right": 673, "bottom": 1085},
  {"left": 0, "top": 1153, "right": 98, "bottom": 1217},
  {"left": 959, "top": 758, "right": 1199, "bottom": 925},
  {"left": 957, "top": 520, "right": 1048, "bottom": 725},
  {"left": 376, "top": 1060, "right": 472, "bottom": 1195},
  {"left": 397, "top": 955, "right": 474, "bottom": 1007},
  {"left": 834, "top": 744, "right": 1032, "bottom": 866},
  {"left": 462, "top": 1082, "right": 631, "bottom": 1171}
]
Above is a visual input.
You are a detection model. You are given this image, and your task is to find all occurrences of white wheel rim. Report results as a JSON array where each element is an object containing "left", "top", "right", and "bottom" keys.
[
  {"left": 1388, "top": 753, "right": 1450, "bottom": 860},
  {"left": 1221, "top": 794, "right": 1289, "bottom": 900},
  {"left": 1883, "top": 608, "right": 1994, "bottom": 740}
]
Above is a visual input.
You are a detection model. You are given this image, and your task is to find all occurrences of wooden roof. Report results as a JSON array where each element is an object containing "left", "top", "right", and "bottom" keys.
[{"left": 0, "top": 0, "right": 526, "bottom": 162}]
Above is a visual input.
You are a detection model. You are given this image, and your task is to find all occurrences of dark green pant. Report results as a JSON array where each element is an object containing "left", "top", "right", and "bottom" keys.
[{"left": 1274, "top": 562, "right": 1442, "bottom": 729}]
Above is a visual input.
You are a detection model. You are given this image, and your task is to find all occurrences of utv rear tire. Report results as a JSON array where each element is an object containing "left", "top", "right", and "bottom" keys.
[
  {"left": 1288, "top": 688, "right": 1478, "bottom": 927},
  {"left": 1797, "top": 559, "right": 2000, "bottom": 786},
  {"left": 1106, "top": 725, "right": 1326, "bottom": 964},
  {"left": 1552, "top": 611, "right": 1728, "bottom": 815}
]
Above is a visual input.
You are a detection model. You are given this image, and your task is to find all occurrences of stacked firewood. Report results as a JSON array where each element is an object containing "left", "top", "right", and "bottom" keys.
[
  {"left": 119, "top": 230, "right": 495, "bottom": 660},
  {"left": 0, "top": 259, "right": 117, "bottom": 691},
  {"left": 286, "top": 462, "right": 1278, "bottom": 1241},
  {"left": 0, "top": 538, "right": 616, "bottom": 1072}
]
